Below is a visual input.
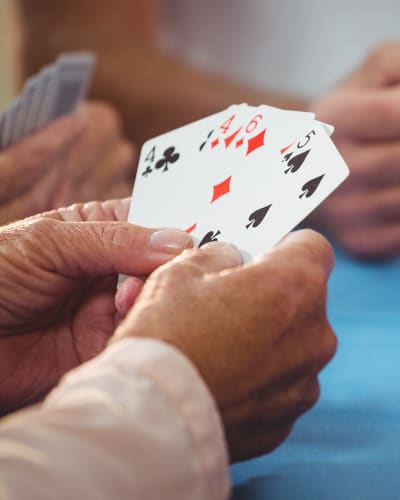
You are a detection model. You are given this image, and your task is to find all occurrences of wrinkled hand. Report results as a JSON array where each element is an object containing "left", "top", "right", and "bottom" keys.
[
  {"left": 114, "top": 230, "right": 337, "bottom": 462},
  {"left": 0, "top": 199, "right": 191, "bottom": 414},
  {"left": 311, "top": 41, "right": 400, "bottom": 259},
  {"left": 0, "top": 101, "right": 134, "bottom": 225}
]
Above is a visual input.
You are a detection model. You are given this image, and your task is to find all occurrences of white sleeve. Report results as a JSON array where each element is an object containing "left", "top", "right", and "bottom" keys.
[{"left": 0, "top": 338, "right": 230, "bottom": 500}]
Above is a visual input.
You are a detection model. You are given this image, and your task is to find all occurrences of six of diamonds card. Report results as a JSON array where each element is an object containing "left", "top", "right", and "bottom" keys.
[{"left": 128, "top": 104, "right": 350, "bottom": 262}]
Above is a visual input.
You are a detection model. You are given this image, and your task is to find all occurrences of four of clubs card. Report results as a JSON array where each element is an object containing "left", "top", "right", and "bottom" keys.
[{"left": 128, "top": 104, "right": 350, "bottom": 261}]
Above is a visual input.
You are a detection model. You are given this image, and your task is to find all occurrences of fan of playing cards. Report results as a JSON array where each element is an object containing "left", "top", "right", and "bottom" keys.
[
  {"left": 0, "top": 52, "right": 96, "bottom": 150},
  {"left": 128, "top": 104, "right": 350, "bottom": 261}
]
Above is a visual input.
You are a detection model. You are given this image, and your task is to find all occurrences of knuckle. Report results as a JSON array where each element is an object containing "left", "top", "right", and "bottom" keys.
[
  {"left": 365, "top": 41, "right": 394, "bottom": 67},
  {"left": 323, "top": 325, "right": 338, "bottom": 362},
  {"left": 88, "top": 101, "right": 123, "bottom": 136},
  {"left": 291, "top": 378, "right": 321, "bottom": 417},
  {"left": 27, "top": 217, "right": 58, "bottom": 235},
  {"left": 372, "top": 94, "right": 395, "bottom": 124},
  {"left": 150, "top": 257, "right": 198, "bottom": 288},
  {"left": 336, "top": 228, "right": 383, "bottom": 259},
  {"left": 303, "top": 379, "right": 321, "bottom": 411},
  {"left": 116, "top": 140, "right": 136, "bottom": 174}
]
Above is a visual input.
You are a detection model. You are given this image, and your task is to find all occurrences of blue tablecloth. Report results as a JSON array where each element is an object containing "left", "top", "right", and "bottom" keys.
[{"left": 231, "top": 246, "right": 400, "bottom": 499}]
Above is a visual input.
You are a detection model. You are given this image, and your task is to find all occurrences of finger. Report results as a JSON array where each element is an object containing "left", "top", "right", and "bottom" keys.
[
  {"left": 115, "top": 276, "right": 145, "bottom": 319},
  {"left": 65, "top": 102, "right": 122, "bottom": 183},
  {"left": 0, "top": 114, "right": 84, "bottom": 201},
  {"left": 97, "top": 179, "right": 132, "bottom": 201},
  {"left": 262, "top": 229, "right": 335, "bottom": 279},
  {"left": 77, "top": 140, "right": 135, "bottom": 201},
  {"left": 333, "top": 185, "right": 400, "bottom": 227},
  {"left": 171, "top": 241, "right": 243, "bottom": 274},
  {"left": 326, "top": 87, "right": 400, "bottom": 141},
  {"left": 28, "top": 198, "right": 131, "bottom": 223},
  {"left": 89, "top": 139, "right": 135, "bottom": 187},
  {"left": 339, "top": 139, "right": 400, "bottom": 189},
  {"left": 31, "top": 218, "right": 193, "bottom": 276},
  {"left": 344, "top": 41, "right": 400, "bottom": 88},
  {"left": 336, "top": 223, "right": 400, "bottom": 260},
  {"left": 0, "top": 162, "right": 63, "bottom": 224}
]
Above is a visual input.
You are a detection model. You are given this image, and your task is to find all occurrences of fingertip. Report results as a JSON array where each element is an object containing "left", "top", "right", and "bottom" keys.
[
  {"left": 115, "top": 276, "right": 144, "bottom": 318},
  {"left": 148, "top": 229, "right": 193, "bottom": 255},
  {"left": 45, "top": 112, "right": 86, "bottom": 139}
]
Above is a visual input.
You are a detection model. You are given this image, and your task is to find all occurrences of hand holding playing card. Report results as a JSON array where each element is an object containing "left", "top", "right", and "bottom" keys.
[
  {"left": 0, "top": 114, "right": 84, "bottom": 224},
  {"left": 113, "top": 230, "right": 337, "bottom": 462},
  {"left": 311, "top": 41, "right": 400, "bottom": 258},
  {"left": 0, "top": 198, "right": 192, "bottom": 415},
  {"left": 0, "top": 101, "right": 134, "bottom": 224},
  {"left": 128, "top": 103, "right": 349, "bottom": 262}
]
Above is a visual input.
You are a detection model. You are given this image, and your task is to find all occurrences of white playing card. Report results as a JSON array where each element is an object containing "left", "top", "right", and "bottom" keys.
[
  {"left": 198, "top": 104, "right": 316, "bottom": 178},
  {"left": 191, "top": 122, "right": 349, "bottom": 261},
  {"left": 128, "top": 104, "right": 246, "bottom": 231}
]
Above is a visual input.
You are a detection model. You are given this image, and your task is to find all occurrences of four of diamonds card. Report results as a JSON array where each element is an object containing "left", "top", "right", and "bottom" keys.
[{"left": 129, "top": 104, "right": 349, "bottom": 261}]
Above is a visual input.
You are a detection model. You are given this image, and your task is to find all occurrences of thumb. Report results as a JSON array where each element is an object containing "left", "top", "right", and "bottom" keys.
[
  {"left": 31, "top": 218, "right": 193, "bottom": 277},
  {"left": 266, "top": 229, "right": 335, "bottom": 280}
]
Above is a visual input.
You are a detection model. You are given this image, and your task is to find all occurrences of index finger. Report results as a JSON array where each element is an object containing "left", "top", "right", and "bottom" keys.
[{"left": 326, "top": 87, "right": 400, "bottom": 141}]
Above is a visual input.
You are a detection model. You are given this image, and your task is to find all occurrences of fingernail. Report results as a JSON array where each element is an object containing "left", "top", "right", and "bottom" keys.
[
  {"left": 149, "top": 229, "right": 192, "bottom": 254},
  {"left": 201, "top": 241, "right": 243, "bottom": 264}
]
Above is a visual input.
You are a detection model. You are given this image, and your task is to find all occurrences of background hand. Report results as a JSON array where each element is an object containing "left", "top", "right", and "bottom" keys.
[
  {"left": 0, "top": 101, "right": 134, "bottom": 225},
  {"left": 312, "top": 41, "right": 400, "bottom": 258}
]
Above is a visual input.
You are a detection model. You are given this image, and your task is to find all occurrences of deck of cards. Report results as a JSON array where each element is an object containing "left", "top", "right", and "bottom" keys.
[
  {"left": 128, "top": 104, "right": 349, "bottom": 262},
  {"left": 0, "top": 52, "right": 96, "bottom": 150}
]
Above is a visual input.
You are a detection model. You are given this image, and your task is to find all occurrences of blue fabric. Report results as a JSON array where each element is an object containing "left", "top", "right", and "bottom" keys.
[{"left": 231, "top": 246, "right": 400, "bottom": 499}]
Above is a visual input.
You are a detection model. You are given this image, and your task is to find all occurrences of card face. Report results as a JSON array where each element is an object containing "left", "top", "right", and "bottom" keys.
[
  {"left": 191, "top": 122, "right": 349, "bottom": 261},
  {"left": 127, "top": 104, "right": 350, "bottom": 264},
  {"left": 128, "top": 104, "right": 246, "bottom": 230}
]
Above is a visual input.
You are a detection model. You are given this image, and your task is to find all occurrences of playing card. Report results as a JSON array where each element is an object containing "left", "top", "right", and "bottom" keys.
[
  {"left": 128, "top": 104, "right": 246, "bottom": 231},
  {"left": 192, "top": 121, "right": 349, "bottom": 261},
  {"left": 49, "top": 52, "right": 96, "bottom": 121},
  {"left": 21, "top": 69, "right": 51, "bottom": 136},
  {"left": 0, "top": 52, "right": 96, "bottom": 150},
  {"left": 34, "top": 66, "right": 60, "bottom": 131},
  {"left": 183, "top": 105, "right": 316, "bottom": 234},
  {"left": 127, "top": 103, "right": 349, "bottom": 267},
  {"left": 1, "top": 100, "right": 19, "bottom": 149},
  {"left": 11, "top": 76, "right": 36, "bottom": 144}
]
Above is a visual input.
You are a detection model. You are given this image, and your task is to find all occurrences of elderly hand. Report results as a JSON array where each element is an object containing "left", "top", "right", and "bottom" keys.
[
  {"left": 0, "top": 101, "right": 134, "bottom": 225},
  {"left": 311, "top": 41, "right": 400, "bottom": 259},
  {"left": 0, "top": 198, "right": 191, "bottom": 414},
  {"left": 114, "top": 230, "right": 337, "bottom": 463}
]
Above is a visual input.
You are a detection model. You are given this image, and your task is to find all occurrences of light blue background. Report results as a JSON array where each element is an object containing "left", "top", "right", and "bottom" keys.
[{"left": 232, "top": 246, "right": 400, "bottom": 499}]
